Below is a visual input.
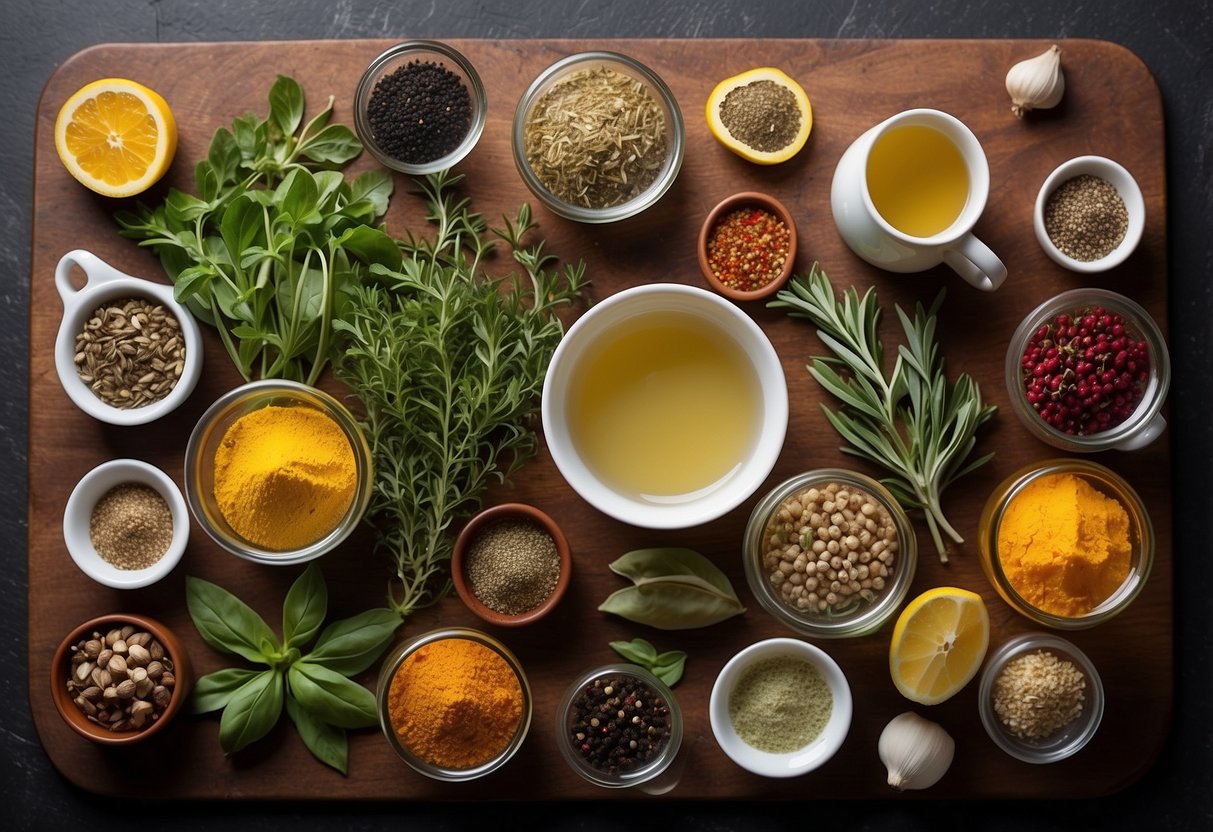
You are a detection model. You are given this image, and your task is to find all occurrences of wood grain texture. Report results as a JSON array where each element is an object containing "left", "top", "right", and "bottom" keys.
[{"left": 28, "top": 38, "right": 1170, "bottom": 800}]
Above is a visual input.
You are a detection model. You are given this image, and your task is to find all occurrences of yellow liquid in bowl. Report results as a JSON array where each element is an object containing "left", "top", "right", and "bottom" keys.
[
  {"left": 566, "top": 311, "right": 762, "bottom": 500},
  {"left": 866, "top": 124, "right": 969, "bottom": 238}
]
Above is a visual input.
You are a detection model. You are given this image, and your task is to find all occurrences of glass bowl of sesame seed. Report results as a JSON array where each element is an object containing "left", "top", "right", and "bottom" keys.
[
  {"left": 354, "top": 40, "right": 487, "bottom": 176},
  {"left": 977, "top": 632, "right": 1105, "bottom": 764},
  {"left": 450, "top": 502, "right": 572, "bottom": 627},
  {"left": 513, "top": 51, "right": 685, "bottom": 223},
  {"left": 1033, "top": 155, "right": 1145, "bottom": 273}
]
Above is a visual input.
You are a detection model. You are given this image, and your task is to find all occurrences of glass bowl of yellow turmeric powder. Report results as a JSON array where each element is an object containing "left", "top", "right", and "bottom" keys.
[
  {"left": 977, "top": 459, "right": 1154, "bottom": 629},
  {"left": 184, "top": 380, "right": 374, "bottom": 565},
  {"left": 376, "top": 627, "right": 532, "bottom": 781}
]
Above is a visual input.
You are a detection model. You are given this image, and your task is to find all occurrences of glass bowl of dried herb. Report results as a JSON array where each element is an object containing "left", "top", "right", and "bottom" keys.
[
  {"left": 354, "top": 40, "right": 487, "bottom": 176},
  {"left": 513, "top": 51, "right": 685, "bottom": 223},
  {"left": 63, "top": 458, "right": 189, "bottom": 589}
]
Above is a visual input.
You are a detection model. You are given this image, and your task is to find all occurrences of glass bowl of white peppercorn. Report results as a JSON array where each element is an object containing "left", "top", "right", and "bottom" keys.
[
  {"left": 354, "top": 40, "right": 487, "bottom": 176},
  {"left": 51, "top": 613, "right": 191, "bottom": 746},
  {"left": 977, "top": 632, "right": 1105, "bottom": 763},
  {"left": 451, "top": 502, "right": 572, "bottom": 627},
  {"left": 1033, "top": 155, "right": 1145, "bottom": 273},
  {"left": 743, "top": 469, "right": 918, "bottom": 638}
]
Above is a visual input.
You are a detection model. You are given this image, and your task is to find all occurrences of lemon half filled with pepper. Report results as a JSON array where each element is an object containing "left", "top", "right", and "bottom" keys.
[{"left": 706, "top": 67, "right": 812, "bottom": 164}]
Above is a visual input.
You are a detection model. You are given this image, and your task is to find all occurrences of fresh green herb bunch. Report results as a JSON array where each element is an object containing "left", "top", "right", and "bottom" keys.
[
  {"left": 116, "top": 75, "right": 401, "bottom": 384},
  {"left": 770, "top": 264, "right": 997, "bottom": 562},
  {"left": 186, "top": 564, "right": 400, "bottom": 774},
  {"left": 334, "top": 171, "right": 587, "bottom": 617}
]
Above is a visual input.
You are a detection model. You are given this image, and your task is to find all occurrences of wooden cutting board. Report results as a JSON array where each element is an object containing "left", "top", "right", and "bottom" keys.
[{"left": 28, "top": 38, "right": 1170, "bottom": 800}]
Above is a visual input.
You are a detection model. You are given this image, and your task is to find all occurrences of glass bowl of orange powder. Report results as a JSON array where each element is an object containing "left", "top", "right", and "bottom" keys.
[
  {"left": 977, "top": 458, "right": 1154, "bottom": 629},
  {"left": 376, "top": 627, "right": 532, "bottom": 781}
]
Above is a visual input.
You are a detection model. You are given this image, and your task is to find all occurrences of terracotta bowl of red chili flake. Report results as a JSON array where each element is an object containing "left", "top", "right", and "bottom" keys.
[
  {"left": 1004, "top": 288, "right": 1170, "bottom": 452},
  {"left": 698, "top": 192, "right": 797, "bottom": 301}
]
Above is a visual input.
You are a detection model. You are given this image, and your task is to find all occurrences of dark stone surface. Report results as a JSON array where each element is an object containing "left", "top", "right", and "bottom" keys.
[{"left": 5, "top": 1, "right": 1209, "bottom": 829}]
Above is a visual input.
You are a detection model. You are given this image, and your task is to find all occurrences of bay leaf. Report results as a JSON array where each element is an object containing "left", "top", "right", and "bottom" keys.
[
  {"left": 598, "top": 581, "right": 745, "bottom": 630},
  {"left": 608, "top": 548, "right": 737, "bottom": 596}
]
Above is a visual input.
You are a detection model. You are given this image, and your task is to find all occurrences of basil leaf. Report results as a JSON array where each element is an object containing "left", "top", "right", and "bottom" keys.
[
  {"left": 220, "top": 196, "right": 264, "bottom": 265},
  {"left": 219, "top": 669, "right": 284, "bottom": 755},
  {"left": 186, "top": 575, "right": 280, "bottom": 663},
  {"left": 287, "top": 662, "right": 377, "bottom": 729},
  {"left": 609, "top": 548, "right": 738, "bottom": 598},
  {"left": 348, "top": 169, "right": 394, "bottom": 217},
  {"left": 336, "top": 225, "right": 403, "bottom": 272},
  {"left": 298, "top": 124, "right": 362, "bottom": 165},
  {"left": 268, "top": 75, "right": 305, "bottom": 138},
  {"left": 231, "top": 113, "right": 263, "bottom": 165},
  {"left": 651, "top": 651, "right": 688, "bottom": 687},
  {"left": 282, "top": 563, "right": 327, "bottom": 650},
  {"left": 191, "top": 667, "right": 263, "bottom": 714},
  {"left": 609, "top": 638, "right": 657, "bottom": 665},
  {"left": 206, "top": 126, "right": 241, "bottom": 185},
  {"left": 305, "top": 608, "right": 400, "bottom": 676},
  {"left": 598, "top": 581, "right": 745, "bottom": 630},
  {"left": 286, "top": 694, "right": 348, "bottom": 775}
]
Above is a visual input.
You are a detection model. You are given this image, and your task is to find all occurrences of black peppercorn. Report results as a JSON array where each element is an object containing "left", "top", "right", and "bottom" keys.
[
  {"left": 568, "top": 674, "right": 672, "bottom": 775},
  {"left": 367, "top": 60, "right": 472, "bottom": 165}
]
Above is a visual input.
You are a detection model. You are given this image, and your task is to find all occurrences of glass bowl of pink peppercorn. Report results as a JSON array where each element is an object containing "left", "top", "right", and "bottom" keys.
[{"left": 1004, "top": 288, "right": 1170, "bottom": 452}]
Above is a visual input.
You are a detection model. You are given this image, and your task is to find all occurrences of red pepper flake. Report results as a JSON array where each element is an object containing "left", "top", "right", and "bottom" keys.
[{"left": 706, "top": 207, "right": 791, "bottom": 292}]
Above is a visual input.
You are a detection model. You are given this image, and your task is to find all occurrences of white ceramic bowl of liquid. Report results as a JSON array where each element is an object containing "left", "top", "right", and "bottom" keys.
[{"left": 542, "top": 283, "right": 788, "bottom": 529}]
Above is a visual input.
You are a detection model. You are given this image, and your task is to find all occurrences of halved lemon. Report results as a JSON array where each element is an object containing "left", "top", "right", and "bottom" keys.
[
  {"left": 705, "top": 67, "right": 812, "bottom": 164},
  {"left": 54, "top": 78, "right": 177, "bottom": 198},
  {"left": 889, "top": 587, "right": 990, "bottom": 705}
]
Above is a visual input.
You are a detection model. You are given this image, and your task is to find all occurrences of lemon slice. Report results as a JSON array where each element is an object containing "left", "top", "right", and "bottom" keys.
[
  {"left": 54, "top": 78, "right": 177, "bottom": 198},
  {"left": 889, "top": 587, "right": 990, "bottom": 705},
  {"left": 705, "top": 67, "right": 812, "bottom": 164}
]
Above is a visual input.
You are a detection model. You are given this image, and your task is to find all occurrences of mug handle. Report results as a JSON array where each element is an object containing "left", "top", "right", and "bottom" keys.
[
  {"left": 942, "top": 234, "right": 1007, "bottom": 292},
  {"left": 55, "top": 249, "right": 127, "bottom": 305}
]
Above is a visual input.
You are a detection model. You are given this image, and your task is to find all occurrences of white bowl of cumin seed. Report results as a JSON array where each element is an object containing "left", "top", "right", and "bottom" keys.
[
  {"left": 54, "top": 249, "right": 203, "bottom": 426},
  {"left": 63, "top": 458, "right": 189, "bottom": 589}
]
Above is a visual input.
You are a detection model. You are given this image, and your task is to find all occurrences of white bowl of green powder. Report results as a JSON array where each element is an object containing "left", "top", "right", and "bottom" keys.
[{"left": 709, "top": 638, "right": 852, "bottom": 777}]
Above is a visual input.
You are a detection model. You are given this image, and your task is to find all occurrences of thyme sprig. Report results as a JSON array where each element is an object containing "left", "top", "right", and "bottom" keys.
[
  {"left": 770, "top": 264, "right": 996, "bottom": 562},
  {"left": 334, "top": 171, "right": 587, "bottom": 616}
]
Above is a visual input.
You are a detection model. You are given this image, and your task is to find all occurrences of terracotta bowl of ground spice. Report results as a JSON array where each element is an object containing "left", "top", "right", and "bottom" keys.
[
  {"left": 977, "top": 632, "right": 1105, "bottom": 764},
  {"left": 63, "top": 458, "right": 189, "bottom": 589},
  {"left": 1033, "top": 155, "right": 1145, "bottom": 273},
  {"left": 376, "top": 627, "right": 532, "bottom": 781},
  {"left": 51, "top": 613, "right": 192, "bottom": 745},
  {"left": 698, "top": 192, "right": 798, "bottom": 301},
  {"left": 184, "top": 380, "right": 374, "bottom": 565},
  {"left": 978, "top": 458, "right": 1154, "bottom": 630},
  {"left": 451, "top": 502, "right": 572, "bottom": 626},
  {"left": 353, "top": 40, "right": 487, "bottom": 176}
]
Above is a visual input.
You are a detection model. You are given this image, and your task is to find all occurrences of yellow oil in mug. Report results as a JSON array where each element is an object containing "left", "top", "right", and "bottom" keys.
[
  {"left": 566, "top": 311, "right": 762, "bottom": 500},
  {"left": 866, "top": 124, "right": 970, "bottom": 237}
]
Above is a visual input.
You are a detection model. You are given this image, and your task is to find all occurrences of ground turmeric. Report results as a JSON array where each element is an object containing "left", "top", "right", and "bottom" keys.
[
  {"left": 996, "top": 472, "right": 1132, "bottom": 617},
  {"left": 387, "top": 637, "right": 524, "bottom": 770},
  {"left": 213, "top": 404, "right": 356, "bottom": 551}
]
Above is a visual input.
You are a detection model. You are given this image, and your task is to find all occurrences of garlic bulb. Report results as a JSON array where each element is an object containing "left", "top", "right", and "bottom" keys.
[
  {"left": 878, "top": 711, "right": 955, "bottom": 791},
  {"left": 1006, "top": 44, "right": 1065, "bottom": 118}
]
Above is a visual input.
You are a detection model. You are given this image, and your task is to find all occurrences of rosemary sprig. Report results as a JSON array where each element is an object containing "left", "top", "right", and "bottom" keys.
[
  {"left": 769, "top": 264, "right": 997, "bottom": 562},
  {"left": 334, "top": 171, "right": 587, "bottom": 616}
]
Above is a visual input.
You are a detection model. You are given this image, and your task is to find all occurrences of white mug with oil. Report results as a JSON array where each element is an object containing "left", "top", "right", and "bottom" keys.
[{"left": 830, "top": 109, "right": 1007, "bottom": 291}]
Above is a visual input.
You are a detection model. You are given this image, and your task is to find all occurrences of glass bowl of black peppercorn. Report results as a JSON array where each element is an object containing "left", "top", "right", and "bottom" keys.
[
  {"left": 355, "top": 40, "right": 487, "bottom": 176},
  {"left": 556, "top": 662, "right": 684, "bottom": 791}
]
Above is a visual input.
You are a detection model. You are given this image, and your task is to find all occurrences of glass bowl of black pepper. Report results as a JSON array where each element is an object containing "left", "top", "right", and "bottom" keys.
[
  {"left": 1033, "top": 155, "right": 1145, "bottom": 273},
  {"left": 1003, "top": 287, "right": 1170, "bottom": 452},
  {"left": 556, "top": 663, "right": 683, "bottom": 790},
  {"left": 354, "top": 40, "right": 487, "bottom": 176},
  {"left": 513, "top": 51, "right": 685, "bottom": 223},
  {"left": 977, "top": 632, "right": 1105, "bottom": 764}
]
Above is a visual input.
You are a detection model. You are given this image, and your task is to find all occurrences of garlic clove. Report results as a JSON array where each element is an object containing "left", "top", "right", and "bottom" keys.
[
  {"left": 1006, "top": 44, "right": 1065, "bottom": 118},
  {"left": 878, "top": 711, "right": 955, "bottom": 791}
]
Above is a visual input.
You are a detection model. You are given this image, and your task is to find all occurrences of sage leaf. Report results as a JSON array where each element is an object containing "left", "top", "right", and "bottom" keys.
[
  {"left": 608, "top": 548, "right": 738, "bottom": 597},
  {"left": 650, "top": 651, "right": 688, "bottom": 687},
  {"left": 599, "top": 582, "right": 745, "bottom": 630},
  {"left": 282, "top": 563, "right": 328, "bottom": 649},
  {"left": 305, "top": 608, "right": 400, "bottom": 676},
  {"left": 287, "top": 662, "right": 378, "bottom": 729},
  {"left": 286, "top": 694, "right": 348, "bottom": 775},
  {"left": 609, "top": 638, "right": 658, "bottom": 665},
  {"left": 186, "top": 575, "right": 280, "bottom": 663},
  {"left": 219, "top": 669, "right": 284, "bottom": 755},
  {"left": 192, "top": 667, "right": 263, "bottom": 714}
]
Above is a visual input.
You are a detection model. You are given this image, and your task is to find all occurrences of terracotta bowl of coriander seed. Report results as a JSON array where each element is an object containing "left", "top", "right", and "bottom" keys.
[
  {"left": 54, "top": 249, "right": 203, "bottom": 426},
  {"left": 51, "top": 613, "right": 192, "bottom": 746},
  {"left": 451, "top": 503, "right": 572, "bottom": 626}
]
